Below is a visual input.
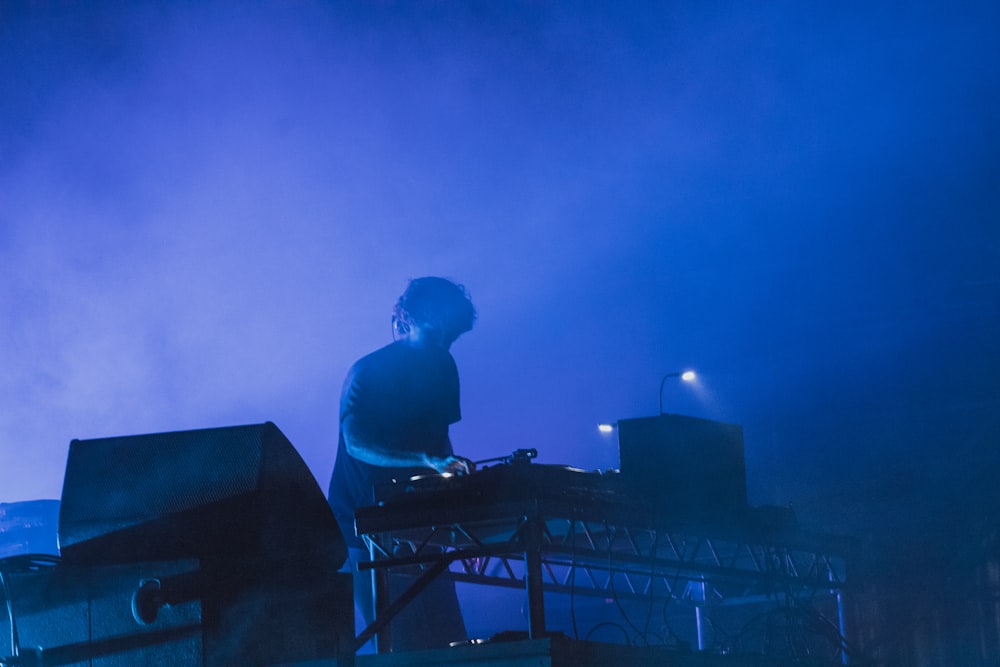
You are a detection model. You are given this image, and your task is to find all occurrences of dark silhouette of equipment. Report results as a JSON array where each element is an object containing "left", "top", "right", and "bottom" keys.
[
  {"left": 616, "top": 414, "right": 749, "bottom": 523},
  {"left": 1, "top": 423, "right": 353, "bottom": 666}
]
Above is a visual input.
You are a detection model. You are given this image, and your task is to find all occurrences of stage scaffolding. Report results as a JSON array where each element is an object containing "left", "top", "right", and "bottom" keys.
[{"left": 356, "top": 498, "right": 853, "bottom": 659}]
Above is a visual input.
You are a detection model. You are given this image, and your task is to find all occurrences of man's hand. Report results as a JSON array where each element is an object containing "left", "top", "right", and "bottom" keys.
[{"left": 426, "top": 454, "right": 476, "bottom": 475}]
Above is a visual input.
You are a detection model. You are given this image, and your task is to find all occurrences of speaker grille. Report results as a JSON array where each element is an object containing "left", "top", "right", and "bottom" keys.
[{"left": 57, "top": 422, "right": 345, "bottom": 569}]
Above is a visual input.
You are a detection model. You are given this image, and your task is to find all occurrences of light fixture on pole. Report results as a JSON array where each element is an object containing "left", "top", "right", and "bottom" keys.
[{"left": 658, "top": 370, "right": 696, "bottom": 415}]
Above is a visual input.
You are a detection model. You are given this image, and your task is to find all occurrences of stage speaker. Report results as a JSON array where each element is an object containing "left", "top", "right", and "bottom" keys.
[
  {"left": 0, "top": 556, "right": 201, "bottom": 666},
  {"left": 57, "top": 422, "right": 346, "bottom": 570},
  {"left": 0, "top": 557, "right": 355, "bottom": 667},
  {"left": 55, "top": 422, "right": 355, "bottom": 666},
  {"left": 616, "top": 414, "right": 748, "bottom": 523}
]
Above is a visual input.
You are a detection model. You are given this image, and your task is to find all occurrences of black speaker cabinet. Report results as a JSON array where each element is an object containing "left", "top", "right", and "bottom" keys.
[
  {"left": 53, "top": 422, "right": 354, "bottom": 666},
  {"left": 58, "top": 422, "right": 346, "bottom": 570},
  {"left": 0, "top": 556, "right": 201, "bottom": 666},
  {"left": 616, "top": 414, "right": 748, "bottom": 523}
]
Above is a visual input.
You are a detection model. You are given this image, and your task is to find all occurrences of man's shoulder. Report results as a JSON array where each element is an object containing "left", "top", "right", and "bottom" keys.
[
  {"left": 356, "top": 341, "right": 454, "bottom": 367},
  {"left": 346, "top": 341, "right": 407, "bottom": 382},
  {"left": 346, "top": 341, "right": 456, "bottom": 390},
  {"left": 353, "top": 341, "right": 404, "bottom": 368}
]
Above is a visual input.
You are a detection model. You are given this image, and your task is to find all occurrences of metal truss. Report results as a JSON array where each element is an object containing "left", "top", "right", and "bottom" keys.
[
  {"left": 357, "top": 505, "right": 851, "bottom": 653},
  {"left": 365, "top": 513, "right": 848, "bottom": 607}
]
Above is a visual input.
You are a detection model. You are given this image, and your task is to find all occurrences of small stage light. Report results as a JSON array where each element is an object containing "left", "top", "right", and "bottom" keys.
[
  {"left": 597, "top": 423, "right": 615, "bottom": 434},
  {"left": 659, "top": 369, "right": 698, "bottom": 414}
]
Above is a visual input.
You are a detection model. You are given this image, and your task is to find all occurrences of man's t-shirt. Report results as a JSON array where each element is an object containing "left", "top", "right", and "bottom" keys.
[{"left": 327, "top": 340, "right": 461, "bottom": 548}]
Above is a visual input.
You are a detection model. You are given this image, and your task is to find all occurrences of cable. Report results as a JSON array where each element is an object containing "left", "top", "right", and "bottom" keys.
[
  {"left": 604, "top": 524, "right": 646, "bottom": 646},
  {"left": 584, "top": 621, "right": 631, "bottom": 644},
  {"left": 733, "top": 603, "right": 867, "bottom": 665}
]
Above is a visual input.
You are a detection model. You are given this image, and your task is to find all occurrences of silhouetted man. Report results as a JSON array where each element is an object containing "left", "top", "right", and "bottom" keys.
[{"left": 328, "top": 276, "right": 476, "bottom": 651}]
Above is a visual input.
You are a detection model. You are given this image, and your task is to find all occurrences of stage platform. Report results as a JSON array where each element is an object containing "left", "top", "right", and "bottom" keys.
[
  {"left": 350, "top": 636, "right": 790, "bottom": 667},
  {"left": 354, "top": 463, "right": 852, "bottom": 658}
]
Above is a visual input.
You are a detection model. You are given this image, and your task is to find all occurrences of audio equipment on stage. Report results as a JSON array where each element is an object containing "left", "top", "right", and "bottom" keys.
[
  {"left": 616, "top": 414, "right": 748, "bottom": 521},
  {"left": 374, "top": 461, "right": 615, "bottom": 507},
  {"left": 43, "top": 422, "right": 355, "bottom": 666},
  {"left": 58, "top": 421, "right": 346, "bottom": 569},
  {"left": 354, "top": 442, "right": 835, "bottom": 660},
  {"left": 0, "top": 556, "right": 202, "bottom": 666},
  {"left": 366, "top": 414, "right": 752, "bottom": 534},
  {"left": 362, "top": 461, "right": 626, "bottom": 538}
]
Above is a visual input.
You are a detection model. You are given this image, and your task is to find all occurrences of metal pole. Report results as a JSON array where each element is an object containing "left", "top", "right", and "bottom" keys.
[
  {"left": 691, "top": 579, "right": 707, "bottom": 650},
  {"left": 372, "top": 535, "right": 391, "bottom": 654},
  {"left": 523, "top": 515, "right": 547, "bottom": 638}
]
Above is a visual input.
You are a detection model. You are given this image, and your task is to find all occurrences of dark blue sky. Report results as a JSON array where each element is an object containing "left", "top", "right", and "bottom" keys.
[{"left": 1, "top": 2, "right": 997, "bottom": 567}]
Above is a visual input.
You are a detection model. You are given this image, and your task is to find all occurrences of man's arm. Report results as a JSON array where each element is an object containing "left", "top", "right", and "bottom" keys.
[{"left": 342, "top": 415, "right": 473, "bottom": 474}]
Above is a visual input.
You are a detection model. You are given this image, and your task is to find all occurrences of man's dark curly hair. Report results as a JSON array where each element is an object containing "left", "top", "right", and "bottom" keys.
[{"left": 393, "top": 277, "right": 477, "bottom": 341}]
